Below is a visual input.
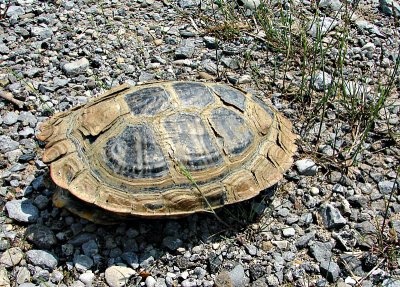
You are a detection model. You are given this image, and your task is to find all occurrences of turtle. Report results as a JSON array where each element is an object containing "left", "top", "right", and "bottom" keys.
[{"left": 37, "top": 81, "right": 296, "bottom": 223}]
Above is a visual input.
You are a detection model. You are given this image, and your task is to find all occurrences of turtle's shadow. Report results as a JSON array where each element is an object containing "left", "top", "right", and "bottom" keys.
[{"left": 27, "top": 174, "right": 277, "bottom": 272}]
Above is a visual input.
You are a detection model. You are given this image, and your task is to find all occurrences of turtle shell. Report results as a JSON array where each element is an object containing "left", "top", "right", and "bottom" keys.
[{"left": 37, "top": 81, "right": 296, "bottom": 218}]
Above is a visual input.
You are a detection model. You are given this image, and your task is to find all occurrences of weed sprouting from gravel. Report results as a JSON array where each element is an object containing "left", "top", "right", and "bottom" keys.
[{"left": 189, "top": 0, "right": 399, "bottom": 169}]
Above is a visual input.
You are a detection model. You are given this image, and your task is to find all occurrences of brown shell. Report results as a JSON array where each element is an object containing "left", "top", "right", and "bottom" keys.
[{"left": 37, "top": 81, "right": 297, "bottom": 218}]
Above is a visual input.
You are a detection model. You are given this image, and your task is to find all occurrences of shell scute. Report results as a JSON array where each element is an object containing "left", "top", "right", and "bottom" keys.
[
  {"left": 208, "top": 107, "right": 253, "bottom": 157},
  {"left": 173, "top": 82, "right": 215, "bottom": 108},
  {"left": 124, "top": 86, "right": 170, "bottom": 116},
  {"left": 212, "top": 84, "right": 247, "bottom": 111},
  {"left": 163, "top": 112, "right": 223, "bottom": 171},
  {"left": 80, "top": 99, "right": 121, "bottom": 136},
  {"left": 103, "top": 125, "right": 169, "bottom": 179}
]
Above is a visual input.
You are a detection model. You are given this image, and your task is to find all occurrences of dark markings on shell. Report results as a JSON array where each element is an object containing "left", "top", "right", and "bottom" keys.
[
  {"left": 144, "top": 202, "right": 165, "bottom": 211},
  {"left": 209, "top": 107, "right": 253, "bottom": 156},
  {"left": 104, "top": 125, "right": 169, "bottom": 179},
  {"left": 204, "top": 191, "right": 227, "bottom": 208},
  {"left": 212, "top": 84, "right": 246, "bottom": 111},
  {"left": 251, "top": 95, "right": 274, "bottom": 117},
  {"left": 173, "top": 82, "right": 215, "bottom": 108},
  {"left": 164, "top": 113, "right": 223, "bottom": 171},
  {"left": 124, "top": 87, "right": 170, "bottom": 115}
]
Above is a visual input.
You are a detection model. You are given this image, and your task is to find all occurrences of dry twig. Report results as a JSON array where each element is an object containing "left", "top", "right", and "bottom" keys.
[{"left": 0, "top": 90, "right": 24, "bottom": 109}]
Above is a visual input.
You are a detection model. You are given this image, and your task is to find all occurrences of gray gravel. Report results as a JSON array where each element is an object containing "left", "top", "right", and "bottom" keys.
[{"left": 1, "top": 0, "right": 399, "bottom": 286}]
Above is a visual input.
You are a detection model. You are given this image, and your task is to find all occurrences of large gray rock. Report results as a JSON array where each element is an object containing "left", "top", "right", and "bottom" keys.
[
  {"left": 308, "top": 17, "right": 338, "bottom": 38},
  {"left": 310, "top": 241, "right": 333, "bottom": 263},
  {"left": 62, "top": 58, "right": 90, "bottom": 76},
  {"left": 82, "top": 240, "right": 98, "bottom": 257},
  {"left": 296, "top": 231, "right": 316, "bottom": 248},
  {"left": 312, "top": 71, "right": 332, "bottom": 91},
  {"left": 382, "top": 277, "right": 400, "bottom": 287},
  {"left": 320, "top": 260, "right": 340, "bottom": 282},
  {"left": 25, "top": 224, "right": 57, "bottom": 249},
  {"left": 6, "top": 6, "right": 25, "bottom": 17},
  {"left": 229, "top": 264, "right": 249, "bottom": 287},
  {"left": 5, "top": 199, "right": 39, "bottom": 223},
  {"left": 241, "top": 0, "right": 261, "bottom": 10},
  {"left": 318, "top": 0, "right": 342, "bottom": 11},
  {"left": 73, "top": 255, "right": 93, "bottom": 272},
  {"left": 177, "top": 0, "right": 200, "bottom": 8},
  {"left": 319, "top": 203, "right": 347, "bottom": 229},
  {"left": 0, "top": 44, "right": 10, "bottom": 54},
  {"left": 378, "top": 180, "right": 398, "bottom": 195},
  {"left": 26, "top": 250, "right": 58, "bottom": 270},
  {"left": 175, "top": 40, "right": 195, "bottom": 59},
  {"left": 0, "top": 135, "right": 19, "bottom": 153},
  {"left": 30, "top": 27, "right": 53, "bottom": 40},
  {"left": 3, "top": 112, "right": 18, "bottom": 125}
]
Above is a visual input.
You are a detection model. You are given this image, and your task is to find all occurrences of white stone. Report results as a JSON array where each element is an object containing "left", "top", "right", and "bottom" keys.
[
  {"left": 345, "top": 276, "right": 357, "bottom": 285},
  {"left": 310, "top": 187, "right": 320, "bottom": 195},
  {"left": 145, "top": 276, "right": 156, "bottom": 287},
  {"left": 295, "top": 159, "right": 318, "bottom": 176},
  {"left": 282, "top": 227, "right": 296, "bottom": 237},
  {"left": 104, "top": 266, "right": 135, "bottom": 287}
]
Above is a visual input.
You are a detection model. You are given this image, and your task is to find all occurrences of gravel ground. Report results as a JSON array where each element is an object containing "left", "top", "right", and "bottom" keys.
[{"left": 1, "top": 0, "right": 400, "bottom": 286}]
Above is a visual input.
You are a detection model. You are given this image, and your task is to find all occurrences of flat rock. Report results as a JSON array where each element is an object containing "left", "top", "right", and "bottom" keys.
[
  {"left": 175, "top": 40, "right": 195, "bottom": 59},
  {"left": 73, "top": 255, "right": 93, "bottom": 272},
  {"left": 308, "top": 17, "right": 338, "bottom": 38},
  {"left": 296, "top": 231, "right": 316, "bottom": 248},
  {"left": 229, "top": 264, "right": 249, "bottom": 287},
  {"left": 26, "top": 250, "right": 58, "bottom": 270},
  {"left": 177, "top": 0, "right": 200, "bottom": 8},
  {"left": 318, "top": 0, "right": 342, "bottom": 10},
  {"left": 310, "top": 241, "right": 333, "bottom": 263},
  {"left": 82, "top": 240, "right": 98, "bottom": 257},
  {"left": 6, "top": 6, "right": 25, "bottom": 17},
  {"left": 382, "top": 277, "right": 400, "bottom": 287},
  {"left": 3, "top": 112, "right": 18, "bottom": 125},
  {"left": 30, "top": 26, "right": 53, "bottom": 40},
  {"left": 104, "top": 266, "right": 135, "bottom": 287},
  {"left": 162, "top": 236, "right": 183, "bottom": 251},
  {"left": 241, "top": 0, "right": 261, "bottom": 9},
  {"left": 339, "top": 254, "right": 364, "bottom": 277},
  {"left": 0, "top": 136, "right": 19, "bottom": 153},
  {"left": 16, "top": 266, "right": 30, "bottom": 284},
  {"left": 378, "top": 181, "right": 398, "bottom": 195},
  {"left": 62, "top": 58, "right": 90, "bottom": 76},
  {"left": 68, "top": 232, "right": 96, "bottom": 246},
  {"left": 5, "top": 199, "right": 39, "bottom": 223},
  {"left": 0, "top": 247, "right": 24, "bottom": 267}
]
